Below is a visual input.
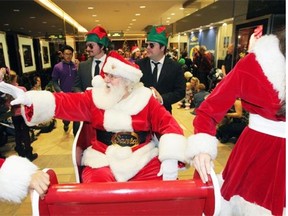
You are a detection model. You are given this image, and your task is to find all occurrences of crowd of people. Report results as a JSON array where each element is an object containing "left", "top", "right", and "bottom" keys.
[{"left": 0, "top": 23, "right": 285, "bottom": 216}]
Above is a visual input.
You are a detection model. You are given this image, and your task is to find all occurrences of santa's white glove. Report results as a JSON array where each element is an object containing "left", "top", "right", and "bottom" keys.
[
  {"left": 0, "top": 81, "right": 31, "bottom": 106},
  {"left": 157, "top": 159, "right": 178, "bottom": 180}
]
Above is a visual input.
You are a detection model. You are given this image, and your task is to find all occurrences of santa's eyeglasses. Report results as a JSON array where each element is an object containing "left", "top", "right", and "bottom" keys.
[{"left": 145, "top": 43, "right": 157, "bottom": 49}]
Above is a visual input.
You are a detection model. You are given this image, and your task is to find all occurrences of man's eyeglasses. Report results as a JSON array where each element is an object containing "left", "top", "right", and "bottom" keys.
[
  {"left": 145, "top": 43, "right": 157, "bottom": 49},
  {"left": 86, "top": 43, "right": 94, "bottom": 49}
]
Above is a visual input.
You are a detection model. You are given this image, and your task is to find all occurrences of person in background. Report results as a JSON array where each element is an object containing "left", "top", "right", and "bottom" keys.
[
  {"left": 130, "top": 46, "right": 141, "bottom": 63},
  {"left": 52, "top": 45, "right": 78, "bottom": 135},
  {"left": 73, "top": 26, "right": 110, "bottom": 92},
  {"left": 186, "top": 32, "right": 285, "bottom": 215},
  {"left": 136, "top": 26, "right": 185, "bottom": 113},
  {"left": 221, "top": 43, "right": 234, "bottom": 77},
  {"left": 0, "top": 51, "right": 187, "bottom": 183},
  {"left": 7, "top": 71, "right": 38, "bottom": 161},
  {"left": 216, "top": 98, "right": 248, "bottom": 143},
  {"left": 196, "top": 46, "right": 212, "bottom": 90},
  {"left": 31, "top": 75, "right": 42, "bottom": 91},
  {"left": 0, "top": 156, "right": 49, "bottom": 203},
  {"left": 191, "top": 83, "right": 209, "bottom": 115}
]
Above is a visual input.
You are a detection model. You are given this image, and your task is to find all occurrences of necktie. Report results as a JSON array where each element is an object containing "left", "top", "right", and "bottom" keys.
[
  {"left": 152, "top": 62, "right": 160, "bottom": 84},
  {"left": 94, "top": 60, "right": 101, "bottom": 76}
]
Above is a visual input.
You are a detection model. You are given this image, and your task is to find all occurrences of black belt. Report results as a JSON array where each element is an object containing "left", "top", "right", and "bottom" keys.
[{"left": 96, "top": 130, "right": 149, "bottom": 147}]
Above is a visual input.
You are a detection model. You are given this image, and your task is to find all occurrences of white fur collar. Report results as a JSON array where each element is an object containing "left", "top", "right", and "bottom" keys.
[
  {"left": 253, "top": 35, "right": 286, "bottom": 101},
  {"left": 92, "top": 83, "right": 152, "bottom": 132}
]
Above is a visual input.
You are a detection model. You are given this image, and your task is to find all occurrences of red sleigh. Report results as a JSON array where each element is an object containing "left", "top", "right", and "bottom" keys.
[{"left": 32, "top": 122, "right": 221, "bottom": 216}]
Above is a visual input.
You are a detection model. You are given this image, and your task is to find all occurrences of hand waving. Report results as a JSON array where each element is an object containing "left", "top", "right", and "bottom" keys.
[{"left": 0, "top": 81, "right": 31, "bottom": 106}]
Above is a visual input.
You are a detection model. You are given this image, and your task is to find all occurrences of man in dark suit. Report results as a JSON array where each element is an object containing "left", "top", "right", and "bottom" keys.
[
  {"left": 136, "top": 26, "right": 185, "bottom": 113},
  {"left": 73, "top": 26, "right": 110, "bottom": 92}
]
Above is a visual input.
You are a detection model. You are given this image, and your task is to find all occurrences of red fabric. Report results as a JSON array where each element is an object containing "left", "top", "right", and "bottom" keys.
[
  {"left": 87, "top": 26, "right": 107, "bottom": 39},
  {"left": 82, "top": 157, "right": 162, "bottom": 182},
  {"left": 156, "top": 26, "right": 166, "bottom": 34},
  {"left": 193, "top": 53, "right": 285, "bottom": 215},
  {"left": 108, "top": 51, "right": 140, "bottom": 69},
  {"left": 0, "top": 158, "right": 4, "bottom": 168}
]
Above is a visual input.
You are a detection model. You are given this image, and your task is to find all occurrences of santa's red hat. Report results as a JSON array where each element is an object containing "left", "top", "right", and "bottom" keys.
[
  {"left": 103, "top": 51, "right": 142, "bottom": 83},
  {"left": 131, "top": 46, "right": 140, "bottom": 54}
]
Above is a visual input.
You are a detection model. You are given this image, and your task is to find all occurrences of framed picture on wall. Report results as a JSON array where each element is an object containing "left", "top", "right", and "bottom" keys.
[
  {"left": 40, "top": 40, "right": 51, "bottom": 69},
  {"left": 17, "top": 35, "right": 36, "bottom": 73},
  {"left": 0, "top": 31, "right": 10, "bottom": 68}
]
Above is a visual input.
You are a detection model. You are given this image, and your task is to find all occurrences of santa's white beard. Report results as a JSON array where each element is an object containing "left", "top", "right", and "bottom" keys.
[{"left": 95, "top": 81, "right": 126, "bottom": 110}]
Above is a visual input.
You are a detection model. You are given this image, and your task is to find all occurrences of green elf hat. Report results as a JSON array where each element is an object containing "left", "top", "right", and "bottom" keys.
[
  {"left": 147, "top": 25, "right": 168, "bottom": 47},
  {"left": 85, "top": 26, "right": 109, "bottom": 47}
]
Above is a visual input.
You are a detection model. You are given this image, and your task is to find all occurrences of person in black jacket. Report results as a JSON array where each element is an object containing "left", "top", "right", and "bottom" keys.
[{"left": 136, "top": 26, "right": 185, "bottom": 113}]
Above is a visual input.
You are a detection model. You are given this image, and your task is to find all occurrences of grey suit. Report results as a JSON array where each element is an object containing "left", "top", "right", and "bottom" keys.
[{"left": 73, "top": 58, "right": 94, "bottom": 92}]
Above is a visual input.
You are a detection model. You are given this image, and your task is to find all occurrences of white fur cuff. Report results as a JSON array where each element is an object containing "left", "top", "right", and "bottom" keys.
[
  {"left": 158, "top": 133, "right": 187, "bottom": 162},
  {"left": 186, "top": 133, "right": 218, "bottom": 162},
  {"left": 0, "top": 156, "right": 38, "bottom": 203},
  {"left": 21, "top": 90, "right": 55, "bottom": 126}
]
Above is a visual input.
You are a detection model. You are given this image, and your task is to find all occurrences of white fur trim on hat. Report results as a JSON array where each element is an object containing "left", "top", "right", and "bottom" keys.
[
  {"left": 21, "top": 90, "right": 55, "bottom": 126},
  {"left": 253, "top": 35, "right": 285, "bottom": 101},
  {"left": 158, "top": 133, "right": 187, "bottom": 162},
  {"left": 131, "top": 46, "right": 140, "bottom": 54},
  {"left": 0, "top": 156, "right": 38, "bottom": 203},
  {"left": 186, "top": 133, "right": 218, "bottom": 162},
  {"left": 103, "top": 56, "right": 142, "bottom": 83}
]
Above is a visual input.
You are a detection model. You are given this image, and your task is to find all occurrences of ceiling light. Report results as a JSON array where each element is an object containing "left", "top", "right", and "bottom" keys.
[
  {"left": 88, "top": 7, "right": 94, "bottom": 10},
  {"left": 30, "top": 16, "right": 36, "bottom": 19},
  {"left": 171, "top": 13, "right": 175, "bottom": 16},
  {"left": 135, "top": 13, "right": 140, "bottom": 16},
  {"left": 35, "top": 0, "right": 88, "bottom": 33},
  {"left": 140, "top": 6, "right": 146, "bottom": 9},
  {"left": 13, "top": 9, "right": 20, "bottom": 12},
  {"left": 92, "top": 14, "right": 97, "bottom": 17},
  {"left": 132, "top": 19, "right": 136, "bottom": 21}
]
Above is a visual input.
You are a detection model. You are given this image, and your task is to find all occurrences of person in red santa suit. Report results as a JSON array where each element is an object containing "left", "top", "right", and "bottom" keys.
[
  {"left": 0, "top": 51, "right": 187, "bottom": 183},
  {"left": 0, "top": 156, "right": 50, "bottom": 203},
  {"left": 186, "top": 30, "right": 286, "bottom": 215}
]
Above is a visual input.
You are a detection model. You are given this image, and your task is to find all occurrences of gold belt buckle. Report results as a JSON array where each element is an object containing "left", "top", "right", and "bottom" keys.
[{"left": 111, "top": 132, "right": 139, "bottom": 147}]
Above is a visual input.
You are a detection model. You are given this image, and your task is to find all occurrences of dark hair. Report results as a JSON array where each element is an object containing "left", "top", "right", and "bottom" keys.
[{"left": 61, "top": 45, "right": 74, "bottom": 53}]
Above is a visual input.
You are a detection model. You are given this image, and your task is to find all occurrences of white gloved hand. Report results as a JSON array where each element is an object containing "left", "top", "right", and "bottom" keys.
[
  {"left": 0, "top": 81, "right": 31, "bottom": 106},
  {"left": 157, "top": 159, "right": 178, "bottom": 180}
]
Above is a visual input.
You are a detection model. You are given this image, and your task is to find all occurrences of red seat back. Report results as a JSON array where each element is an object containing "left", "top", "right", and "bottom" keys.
[{"left": 32, "top": 169, "right": 219, "bottom": 216}]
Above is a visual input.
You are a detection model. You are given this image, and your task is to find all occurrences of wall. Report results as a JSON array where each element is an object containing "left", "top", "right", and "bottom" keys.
[{"left": 216, "top": 23, "right": 233, "bottom": 60}]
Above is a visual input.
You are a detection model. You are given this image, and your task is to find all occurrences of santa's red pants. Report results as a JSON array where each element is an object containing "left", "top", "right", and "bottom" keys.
[{"left": 82, "top": 156, "right": 162, "bottom": 182}]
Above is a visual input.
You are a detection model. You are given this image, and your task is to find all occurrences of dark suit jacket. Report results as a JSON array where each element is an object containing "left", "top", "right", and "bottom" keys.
[
  {"left": 72, "top": 58, "right": 93, "bottom": 92},
  {"left": 136, "top": 56, "right": 186, "bottom": 112}
]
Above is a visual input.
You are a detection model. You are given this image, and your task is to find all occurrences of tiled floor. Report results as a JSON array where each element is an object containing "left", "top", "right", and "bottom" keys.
[{"left": 0, "top": 105, "right": 234, "bottom": 215}]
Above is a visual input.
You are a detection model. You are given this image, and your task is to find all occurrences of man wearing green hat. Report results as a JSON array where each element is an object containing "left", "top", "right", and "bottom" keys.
[
  {"left": 136, "top": 26, "right": 185, "bottom": 113},
  {"left": 73, "top": 26, "right": 110, "bottom": 92}
]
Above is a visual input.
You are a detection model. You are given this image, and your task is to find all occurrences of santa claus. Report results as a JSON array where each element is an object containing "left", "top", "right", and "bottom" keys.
[
  {"left": 0, "top": 51, "right": 187, "bottom": 183},
  {"left": 186, "top": 32, "right": 286, "bottom": 215}
]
